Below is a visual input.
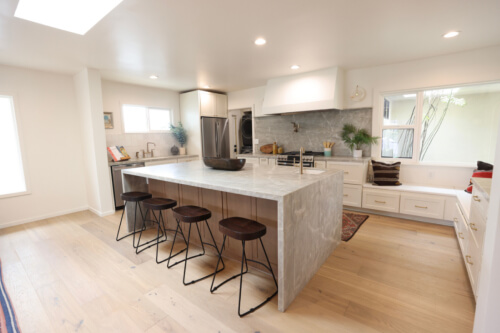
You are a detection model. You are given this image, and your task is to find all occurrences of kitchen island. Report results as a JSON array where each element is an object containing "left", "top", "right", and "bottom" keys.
[{"left": 122, "top": 160, "right": 343, "bottom": 311}]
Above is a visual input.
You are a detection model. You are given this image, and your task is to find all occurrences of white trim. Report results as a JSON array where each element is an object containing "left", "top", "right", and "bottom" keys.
[
  {"left": 0, "top": 206, "right": 89, "bottom": 229},
  {"left": 88, "top": 206, "right": 115, "bottom": 217},
  {"left": 345, "top": 206, "right": 454, "bottom": 227},
  {"left": 0, "top": 190, "right": 31, "bottom": 200}
]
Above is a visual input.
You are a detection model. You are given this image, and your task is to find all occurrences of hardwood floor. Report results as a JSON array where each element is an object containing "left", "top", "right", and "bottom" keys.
[{"left": 0, "top": 210, "right": 475, "bottom": 332}]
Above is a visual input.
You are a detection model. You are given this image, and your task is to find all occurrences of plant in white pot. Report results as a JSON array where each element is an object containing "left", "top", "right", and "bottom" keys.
[
  {"left": 170, "top": 122, "right": 187, "bottom": 155},
  {"left": 341, "top": 123, "right": 378, "bottom": 158}
]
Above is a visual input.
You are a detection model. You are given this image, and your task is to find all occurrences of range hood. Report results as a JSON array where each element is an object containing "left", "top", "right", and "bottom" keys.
[{"left": 262, "top": 67, "right": 344, "bottom": 115}]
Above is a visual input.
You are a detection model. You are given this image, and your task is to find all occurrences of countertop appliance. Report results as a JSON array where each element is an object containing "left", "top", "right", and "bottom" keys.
[
  {"left": 201, "top": 117, "right": 230, "bottom": 158},
  {"left": 111, "top": 162, "right": 145, "bottom": 209},
  {"left": 277, "top": 151, "right": 324, "bottom": 167}
]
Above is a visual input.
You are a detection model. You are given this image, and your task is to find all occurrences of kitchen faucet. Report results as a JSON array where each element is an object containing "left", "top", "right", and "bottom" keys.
[{"left": 299, "top": 147, "right": 304, "bottom": 174}]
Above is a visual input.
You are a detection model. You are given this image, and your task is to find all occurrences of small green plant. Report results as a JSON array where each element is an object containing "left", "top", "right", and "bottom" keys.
[
  {"left": 341, "top": 123, "right": 378, "bottom": 152},
  {"left": 170, "top": 122, "right": 187, "bottom": 147}
]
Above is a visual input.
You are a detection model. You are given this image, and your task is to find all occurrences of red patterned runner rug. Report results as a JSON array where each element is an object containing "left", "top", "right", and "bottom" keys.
[
  {"left": 342, "top": 212, "right": 369, "bottom": 241},
  {"left": 0, "top": 260, "right": 21, "bottom": 333}
]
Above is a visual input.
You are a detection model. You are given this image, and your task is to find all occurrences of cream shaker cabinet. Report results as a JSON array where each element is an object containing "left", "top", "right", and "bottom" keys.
[{"left": 199, "top": 91, "right": 228, "bottom": 118}]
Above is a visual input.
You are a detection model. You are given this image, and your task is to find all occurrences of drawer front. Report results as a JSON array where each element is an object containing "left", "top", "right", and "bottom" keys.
[
  {"left": 343, "top": 184, "right": 362, "bottom": 207},
  {"left": 259, "top": 158, "right": 269, "bottom": 165},
  {"left": 472, "top": 186, "right": 489, "bottom": 221},
  {"left": 469, "top": 203, "right": 486, "bottom": 251},
  {"left": 327, "top": 162, "right": 365, "bottom": 184},
  {"left": 314, "top": 161, "right": 326, "bottom": 169},
  {"left": 362, "top": 189, "right": 400, "bottom": 213},
  {"left": 465, "top": 234, "right": 482, "bottom": 296},
  {"left": 453, "top": 203, "right": 469, "bottom": 254},
  {"left": 399, "top": 193, "right": 445, "bottom": 219},
  {"left": 268, "top": 158, "right": 277, "bottom": 165}
]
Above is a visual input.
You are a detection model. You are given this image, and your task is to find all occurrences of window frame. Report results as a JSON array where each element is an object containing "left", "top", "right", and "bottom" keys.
[
  {"left": 121, "top": 104, "right": 172, "bottom": 134},
  {"left": 374, "top": 81, "right": 500, "bottom": 167},
  {"left": 0, "top": 93, "right": 31, "bottom": 199}
]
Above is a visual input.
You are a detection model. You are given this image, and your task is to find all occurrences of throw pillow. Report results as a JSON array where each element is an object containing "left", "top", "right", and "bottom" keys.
[
  {"left": 371, "top": 160, "right": 402, "bottom": 186},
  {"left": 477, "top": 160, "right": 494, "bottom": 171},
  {"left": 465, "top": 169, "right": 493, "bottom": 193}
]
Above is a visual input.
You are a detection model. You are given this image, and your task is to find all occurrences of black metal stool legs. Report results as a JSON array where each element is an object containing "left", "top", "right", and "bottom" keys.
[
  {"left": 167, "top": 220, "right": 225, "bottom": 285},
  {"left": 116, "top": 201, "right": 146, "bottom": 242},
  {"left": 211, "top": 236, "right": 278, "bottom": 317},
  {"left": 135, "top": 209, "right": 167, "bottom": 254}
]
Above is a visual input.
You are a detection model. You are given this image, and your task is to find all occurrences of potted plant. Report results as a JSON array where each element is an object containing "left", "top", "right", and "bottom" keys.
[
  {"left": 170, "top": 122, "right": 187, "bottom": 155},
  {"left": 341, "top": 123, "right": 378, "bottom": 158}
]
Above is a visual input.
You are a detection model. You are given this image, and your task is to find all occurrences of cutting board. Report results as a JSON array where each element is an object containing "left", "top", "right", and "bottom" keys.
[{"left": 260, "top": 144, "right": 273, "bottom": 154}]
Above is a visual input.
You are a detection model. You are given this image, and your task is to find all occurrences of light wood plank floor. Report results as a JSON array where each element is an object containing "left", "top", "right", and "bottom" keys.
[{"left": 0, "top": 210, "right": 475, "bottom": 332}]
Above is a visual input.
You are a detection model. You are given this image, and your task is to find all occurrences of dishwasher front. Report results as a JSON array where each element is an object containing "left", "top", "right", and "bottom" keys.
[{"left": 111, "top": 162, "right": 145, "bottom": 209}]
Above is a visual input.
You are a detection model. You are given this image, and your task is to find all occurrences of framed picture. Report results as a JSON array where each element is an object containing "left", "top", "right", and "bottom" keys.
[{"left": 104, "top": 112, "right": 114, "bottom": 129}]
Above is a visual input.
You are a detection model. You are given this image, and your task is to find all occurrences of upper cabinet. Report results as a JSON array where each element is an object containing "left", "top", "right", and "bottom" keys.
[{"left": 199, "top": 90, "right": 228, "bottom": 118}]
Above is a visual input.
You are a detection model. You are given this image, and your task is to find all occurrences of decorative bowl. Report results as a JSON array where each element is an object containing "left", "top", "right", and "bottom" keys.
[{"left": 203, "top": 157, "right": 246, "bottom": 171}]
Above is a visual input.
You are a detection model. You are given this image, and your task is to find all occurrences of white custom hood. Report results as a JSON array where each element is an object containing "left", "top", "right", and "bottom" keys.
[{"left": 262, "top": 67, "right": 344, "bottom": 115}]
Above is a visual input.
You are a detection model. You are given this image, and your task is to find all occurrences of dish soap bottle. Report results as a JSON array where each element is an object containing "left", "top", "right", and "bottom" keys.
[{"left": 272, "top": 142, "right": 277, "bottom": 155}]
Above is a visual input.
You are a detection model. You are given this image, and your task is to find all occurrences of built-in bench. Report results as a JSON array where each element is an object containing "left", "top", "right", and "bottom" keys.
[{"left": 350, "top": 183, "right": 472, "bottom": 226}]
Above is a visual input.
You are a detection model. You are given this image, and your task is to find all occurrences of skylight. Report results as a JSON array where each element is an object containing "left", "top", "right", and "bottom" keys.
[{"left": 14, "top": 0, "right": 123, "bottom": 35}]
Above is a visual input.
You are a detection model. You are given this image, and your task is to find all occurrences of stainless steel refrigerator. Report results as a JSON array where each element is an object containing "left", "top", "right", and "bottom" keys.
[{"left": 201, "top": 117, "right": 230, "bottom": 158}]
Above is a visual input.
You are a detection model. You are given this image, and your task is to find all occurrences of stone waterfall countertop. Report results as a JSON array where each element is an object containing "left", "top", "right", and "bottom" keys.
[
  {"left": 237, "top": 153, "right": 370, "bottom": 163},
  {"left": 108, "top": 155, "right": 198, "bottom": 166},
  {"left": 472, "top": 177, "right": 492, "bottom": 202},
  {"left": 122, "top": 160, "right": 343, "bottom": 201}
]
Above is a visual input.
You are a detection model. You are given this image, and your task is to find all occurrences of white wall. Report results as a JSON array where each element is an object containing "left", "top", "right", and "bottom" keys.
[
  {"left": 102, "top": 80, "right": 180, "bottom": 158},
  {"left": 74, "top": 69, "right": 114, "bottom": 216},
  {"left": 0, "top": 65, "right": 88, "bottom": 228},
  {"left": 228, "top": 86, "right": 265, "bottom": 110}
]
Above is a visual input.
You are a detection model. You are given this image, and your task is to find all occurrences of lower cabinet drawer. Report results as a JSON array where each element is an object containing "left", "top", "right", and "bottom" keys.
[
  {"left": 326, "top": 162, "right": 365, "bottom": 185},
  {"left": 362, "top": 189, "right": 400, "bottom": 213},
  {"left": 343, "top": 184, "right": 362, "bottom": 207},
  {"left": 465, "top": 232, "right": 482, "bottom": 296},
  {"left": 469, "top": 203, "right": 486, "bottom": 251},
  {"left": 259, "top": 158, "right": 269, "bottom": 165},
  {"left": 242, "top": 157, "right": 259, "bottom": 164},
  {"left": 453, "top": 203, "right": 469, "bottom": 254},
  {"left": 399, "top": 193, "right": 445, "bottom": 219}
]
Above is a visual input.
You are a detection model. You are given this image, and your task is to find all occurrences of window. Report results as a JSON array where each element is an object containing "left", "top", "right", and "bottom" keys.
[
  {"left": 379, "top": 83, "right": 500, "bottom": 164},
  {"left": 122, "top": 105, "right": 171, "bottom": 133},
  {"left": 0, "top": 95, "right": 27, "bottom": 197}
]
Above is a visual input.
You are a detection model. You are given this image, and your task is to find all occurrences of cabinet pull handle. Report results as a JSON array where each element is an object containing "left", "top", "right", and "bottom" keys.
[
  {"left": 344, "top": 171, "right": 349, "bottom": 174},
  {"left": 375, "top": 200, "right": 386, "bottom": 204},
  {"left": 415, "top": 205, "right": 428, "bottom": 209},
  {"left": 458, "top": 232, "right": 464, "bottom": 239},
  {"left": 470, "top": 223, "right": 478, "bottom": 231},
  {"left": 466, "top": 255, "right": 474, "bottom": 265},
  {"left": 473, "top": 195, "right": 481, "bottom": 202},
  {"left": 343, "top": 194, "right": 348, "bottom": 197},
  {"left": 453, "top": 218, "right": 458, "bottom": 222}
]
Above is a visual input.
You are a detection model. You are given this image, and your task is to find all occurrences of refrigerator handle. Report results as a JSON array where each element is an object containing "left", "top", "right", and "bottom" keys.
[{"left": 215, "top": 121, "right": 219, "bottom": 158}]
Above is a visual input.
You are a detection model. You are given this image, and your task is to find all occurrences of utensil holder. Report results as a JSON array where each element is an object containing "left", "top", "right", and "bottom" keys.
[{"left": 324, "top": 148, "right": 332, "bottom": 157}]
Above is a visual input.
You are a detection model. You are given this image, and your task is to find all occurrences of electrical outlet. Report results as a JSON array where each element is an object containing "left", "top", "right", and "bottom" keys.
[{"left": 254, "top": 138, "right": 259, "bottom": 144}]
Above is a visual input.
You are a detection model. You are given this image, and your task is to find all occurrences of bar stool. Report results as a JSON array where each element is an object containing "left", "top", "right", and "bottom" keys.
[
  {"left": 210, "top": 217, "right": 278, "bottom": 317},
  {"left": 168, "top": 205, "right": 225, "bottom": 285},
  {"left": 116, "top": 191, "right": 152, "bottom": 248},
  {"left": 135, "top": 198, "right": 188, "bottom": 264}
]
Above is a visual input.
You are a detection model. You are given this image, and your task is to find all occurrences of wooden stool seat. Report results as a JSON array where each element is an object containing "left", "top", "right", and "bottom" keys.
[
  {"left": 172, "top": 205, "right": 211, "bottom": 223},
  {"left": 219, "top": 217, "right": 267, "bottom": 241},
  {"left": 120, "top": 191, "right": 152, "bottom": 202},
  {"left": 143, "top": 198, "right": 177, "bottom": 210}
]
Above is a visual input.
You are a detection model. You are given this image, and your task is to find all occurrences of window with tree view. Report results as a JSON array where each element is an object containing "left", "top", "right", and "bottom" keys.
[{"left": 381, "top": 83, "right": 500, "bottom": 164}]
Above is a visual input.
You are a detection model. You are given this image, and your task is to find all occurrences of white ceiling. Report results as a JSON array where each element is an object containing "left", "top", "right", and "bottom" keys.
[{"left": 1, "top": 0, "right": 500, "bottom": 92}]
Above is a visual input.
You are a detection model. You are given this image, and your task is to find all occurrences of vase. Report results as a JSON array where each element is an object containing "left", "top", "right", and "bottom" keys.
[
  {"left": 353, "top": 150, "right": 362, "bottom": 158},
  {"left": 179, "top": 147, "right": 186, "bottom": 155}
]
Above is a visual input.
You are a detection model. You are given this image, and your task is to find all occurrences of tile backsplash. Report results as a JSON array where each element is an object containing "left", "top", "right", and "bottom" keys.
[
  {"left": 254, "top": 108, "right": 373, "bottom": 156},
  {"left": 105, "top": 133, "right": 179, "bottom": 160}
]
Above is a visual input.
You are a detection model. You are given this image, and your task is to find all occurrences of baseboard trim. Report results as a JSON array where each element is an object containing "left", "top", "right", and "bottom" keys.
[
  {"left": 344, "top": 206, "right": 454, "bottom": 227},
  {"left": 0, "top": 206, "right": 90, "bottom": 230},
  {"left": 88, "top": 207, "right": 116, "bottom": 217}
]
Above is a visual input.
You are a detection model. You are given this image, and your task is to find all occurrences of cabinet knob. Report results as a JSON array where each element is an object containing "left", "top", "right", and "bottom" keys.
[
  {"left": 415, "top": 205, "right": 428, "bottom": 209},
  {"left": 466, "top": 255, "right": 474, "bottom": 265},
  {"left": 453, "top": 218, "right": 458, "bottom": 222},
  {"left": 344, "top": 171, "right": 350, "bottom": 175},
  {"left": 470, "top": 223, "right": 478, "bottom": 231},
  {"left": 473, "top": 195, "right": 481, "bottom": 202},
  {"left": 343, "top": 194, "right": 348, "bottom": 197},
  {"left": 458, "top": 232, "right": 464, "bottom": 239},
  {"left": 375, "top": 200, "right": 386, "bottom": 204}
]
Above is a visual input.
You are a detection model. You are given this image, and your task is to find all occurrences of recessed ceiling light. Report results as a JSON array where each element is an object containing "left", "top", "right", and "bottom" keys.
[
  {"left": 291, "top": 65, "right": 300, "bottom": 70},
  {"left": 443, "top": 31, "right": 460, "bottom": 38},
  {"left": 254, "top": 38, "right": 266, "bottom": 45},
  {"left": 149, "top": 75, "right": 159, "bottom": 79},
  {"left": 14, "top": 0, "right": 123, "bottom": 35}
]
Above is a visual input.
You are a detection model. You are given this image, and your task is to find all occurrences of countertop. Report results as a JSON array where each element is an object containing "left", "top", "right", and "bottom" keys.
[
  {"left": 109, "top": 155, "right": 198, "bottom": 166},
  {"left": 472, "top": 177, "right": 492, "bottom": 202},
  {"left": 122, "top": 160, "right": 343, "bottom": 201},
  {"left": 237, "top": 153, "right": 370, "bottom": 163}
]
